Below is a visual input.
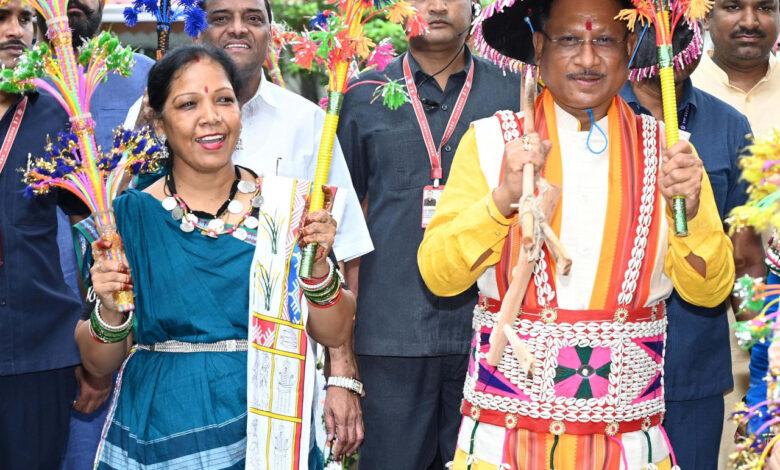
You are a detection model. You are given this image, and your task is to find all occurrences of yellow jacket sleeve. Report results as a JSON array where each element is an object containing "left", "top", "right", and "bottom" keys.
[
  {"left": 418, "top": 128, "right": 515, "bottom": 297},
  {"left": 664, "top": 167, "right": 735, "bottom": 308}
]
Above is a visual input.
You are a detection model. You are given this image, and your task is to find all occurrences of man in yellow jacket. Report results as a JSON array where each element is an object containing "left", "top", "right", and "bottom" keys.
[{"left": 418, "top": 0, "right": 735, "bottom": 468}]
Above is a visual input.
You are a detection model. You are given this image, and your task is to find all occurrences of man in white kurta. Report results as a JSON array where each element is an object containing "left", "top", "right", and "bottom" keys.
[{"left": 418, "top": 0, "right": 735, "bottom": 468}]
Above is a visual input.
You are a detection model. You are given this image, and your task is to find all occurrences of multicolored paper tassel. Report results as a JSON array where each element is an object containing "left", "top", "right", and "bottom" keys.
[
  {"left": 291, "top": 0, "right": 428, "bottom": 277},
  {"left": 1, "top": 0, "right": 163, "bottom": 312},
  {"left": 123, "top": 0, "right": 207, "bottom": 59},
  {"left": 727, "top": 129, "right": 780, "bottom": 233},
  {"left": 729, "top": 270, "right": 780, "bottom": 468},
  {"left": 264, "top": 22, "right": 297, "bottom": 88}
]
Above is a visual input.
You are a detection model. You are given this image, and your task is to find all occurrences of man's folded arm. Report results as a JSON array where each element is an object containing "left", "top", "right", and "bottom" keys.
[{"left": 664, "top": 169, "right": 735, "bottom": 308}]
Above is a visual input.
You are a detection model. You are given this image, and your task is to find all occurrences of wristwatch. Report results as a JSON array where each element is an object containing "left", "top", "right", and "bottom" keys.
[{"left": 327, "top": 376, "right": 364, "bottom": 396}]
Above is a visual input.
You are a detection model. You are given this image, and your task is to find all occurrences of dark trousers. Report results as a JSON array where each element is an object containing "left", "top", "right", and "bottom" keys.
[
  {"left": 0, "top": 366, "right": 77, "bottom": 470},
  {"left": 357, "top": 354, "right": 468, "bottom": 470},
  {"left": 663, "top": 394, "right": 724, "bottom": 470}
]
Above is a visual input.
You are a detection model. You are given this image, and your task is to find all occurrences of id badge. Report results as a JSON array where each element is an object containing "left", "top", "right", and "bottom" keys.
[{"left": 421, "top": 185, "right": 444, "bottom": 228}]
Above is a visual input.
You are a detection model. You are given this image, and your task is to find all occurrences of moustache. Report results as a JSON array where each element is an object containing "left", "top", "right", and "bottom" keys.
[
  {"left": 731, "top": 28, "right": 766, "bottom": 39},
  {"left": 0, "top": 39, "right": 28, "bottom": 51},
  {"left": 68, "top": 0, "right": 95, "bottom": 16},
  {"left": 567, "top": 70, "right": 606, "bottom": 79}
]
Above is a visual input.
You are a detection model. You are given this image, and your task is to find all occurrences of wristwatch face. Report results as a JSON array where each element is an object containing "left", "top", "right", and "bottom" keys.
[{"left": 352, "top": 380, "right": 364, "bottom": 395}]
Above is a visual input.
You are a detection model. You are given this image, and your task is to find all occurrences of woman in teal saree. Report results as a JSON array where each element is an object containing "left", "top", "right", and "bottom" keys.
[{"left": 75, "top": 45, "right": 354, "bottom": 470}]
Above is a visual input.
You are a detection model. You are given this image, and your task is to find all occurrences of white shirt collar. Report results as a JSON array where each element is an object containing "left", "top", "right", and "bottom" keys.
[{"left": 245, "top": 73, "right": 279, "bottom": 111}]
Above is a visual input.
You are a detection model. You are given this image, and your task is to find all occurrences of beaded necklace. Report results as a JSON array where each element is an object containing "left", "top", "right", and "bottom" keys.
[{"left": 161, "top": 165, "right": 264, "bottom": 240}]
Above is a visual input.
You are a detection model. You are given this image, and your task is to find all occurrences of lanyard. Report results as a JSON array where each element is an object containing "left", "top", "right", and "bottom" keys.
[
  {"left": 679, "top": 103, "right": 693, "bottom": 132},
  {"left": 0, "top": 96, "right": 28, "bottom": 178},
  {"left": 403, "top": 53, "right": 473, "bottom": 187}
]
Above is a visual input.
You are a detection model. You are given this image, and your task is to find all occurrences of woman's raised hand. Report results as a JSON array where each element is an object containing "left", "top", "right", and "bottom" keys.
[
  {"left": 300, "top": 185, "right": 338, "bottom": 277},
  {"left": 90, "top": 237, "right": 133, "bottom": 314}
]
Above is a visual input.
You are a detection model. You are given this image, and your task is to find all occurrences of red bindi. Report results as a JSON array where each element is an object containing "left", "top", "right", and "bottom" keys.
[
  {"left": 585, "top": 20, "right": 592, "bottom": 31},
  {"left": 204, "top": 86, "right": 208, "bottom": 93}
]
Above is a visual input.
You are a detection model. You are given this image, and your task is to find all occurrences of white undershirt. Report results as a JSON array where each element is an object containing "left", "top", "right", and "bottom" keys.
[{"left": 555, "top": 104, "right": 610, "bottom": 310}]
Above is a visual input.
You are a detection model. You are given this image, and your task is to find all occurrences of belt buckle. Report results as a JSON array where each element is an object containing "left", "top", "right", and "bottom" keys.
[{"left": 225, "top": 339, "right": 237, "bottom": 351}]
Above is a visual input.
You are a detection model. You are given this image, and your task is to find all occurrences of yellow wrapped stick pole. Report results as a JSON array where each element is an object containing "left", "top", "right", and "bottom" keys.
[
  {"left": 655, "top": 8, "right": 688, "bottom": 236},
  {"left": 294, "top": 0, "right": 429, "bottom": 277},
  {"left": 616, "top": 0, "right": 715, "bottom": 237},
  {"left": 300, "top": 62, "right": 349, "bottom": 278}
]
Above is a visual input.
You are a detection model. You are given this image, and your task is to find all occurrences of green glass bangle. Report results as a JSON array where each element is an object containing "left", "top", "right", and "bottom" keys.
[
  {"left": 90, "top": 306, "right": 133, "bottom": 343},
  {"left": 304, "top": 272, "right": 342, "bottom": 303}
]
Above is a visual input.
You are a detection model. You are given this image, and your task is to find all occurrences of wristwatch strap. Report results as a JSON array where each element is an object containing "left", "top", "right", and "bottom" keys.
[{"left": 327, "top": 375, "right": 364, "bottom": 395}]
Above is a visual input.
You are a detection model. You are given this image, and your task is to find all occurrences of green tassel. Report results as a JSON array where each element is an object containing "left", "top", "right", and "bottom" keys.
[
  {"left": 377, "top": 79, "right": 409, "bottom": 111},
  {"left": 466, "top": 420, "right": 480, "bottom": 470},
  {"left": 549, "top": 434, "right": 559, "bottom": 470},
  {"left": 643, "top": 430, "right": 652, "bottom": 464}
]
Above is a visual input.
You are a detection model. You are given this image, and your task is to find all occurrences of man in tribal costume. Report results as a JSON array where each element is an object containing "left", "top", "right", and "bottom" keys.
[{"left": 417, "top": 0, "right": 735, "bottom": 468}]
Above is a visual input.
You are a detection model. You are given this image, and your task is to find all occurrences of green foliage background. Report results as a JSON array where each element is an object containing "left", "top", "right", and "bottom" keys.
[{"left": 270, "top": 0, "right": 407, "bottom": 96}]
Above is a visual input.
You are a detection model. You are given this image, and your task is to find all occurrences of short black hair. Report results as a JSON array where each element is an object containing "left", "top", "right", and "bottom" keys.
[
  {"left": 198, "top": 0, "right": 273, "bottom": 23},
  {"left": 147, "top": 45, "right": 243, "bottom": 116}
]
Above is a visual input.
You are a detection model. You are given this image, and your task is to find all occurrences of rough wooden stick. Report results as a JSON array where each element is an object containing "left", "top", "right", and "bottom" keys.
[
  {"left": 520, "top": 164, "right": 535, "bottom": 250},
  {"left": 503, "top": 324, "right": 535, "bottom": 375},
  {"left": 519, "top": 65, "right": 538, "bottom": 251},
  {"left": 541, "top": 222, "right": 572, "bottom": 276},
  {"left": 486, "top": 184, "right": 562, "bottom": 368},
  {"left": 486, "top": 255, "right": 535, "bottom": 367}
]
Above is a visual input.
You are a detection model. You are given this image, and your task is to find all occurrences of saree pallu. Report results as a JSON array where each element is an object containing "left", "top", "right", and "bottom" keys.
[{"left": 94, "top": 175, "right": 314, "bottom": 470}]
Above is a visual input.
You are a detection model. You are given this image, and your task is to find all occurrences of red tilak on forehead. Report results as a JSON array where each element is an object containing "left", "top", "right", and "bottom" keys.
[
  {"left": 585, "top": 20, "right": 592, "bottom": 31},
  {"left": 204, "top": 86, "right": 209, "bottom": 93}
]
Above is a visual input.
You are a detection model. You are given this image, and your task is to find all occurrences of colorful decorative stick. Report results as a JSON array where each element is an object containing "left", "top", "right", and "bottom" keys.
[
  {"left": 617, "top": 0, "right": 713, "bottom": 237},
  {"left": 2, "top": 0, "right": 162, "bottom": 312},
  {"left": 729, "top": 274, "right": 780, "bottom": 468},
  {"left": 123, "top": 0, "right": 207, "bottom": 59},
  {"left": 720, "top": 126, "right": 780, "bottom": 469},
  {"left": 264, "top": 22, "right": 296, "bottom": 88},
  {"left": 292, "top": 0, "right": 428, "bottom": 277}
]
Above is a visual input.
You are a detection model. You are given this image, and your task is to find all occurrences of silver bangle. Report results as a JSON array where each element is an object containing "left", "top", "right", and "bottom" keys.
[
  {"left": 299, "top": 257, "right": 335, "bottom": 291},
  {"left": 94, "top": 298, "right": 134, "bottom": 333}
]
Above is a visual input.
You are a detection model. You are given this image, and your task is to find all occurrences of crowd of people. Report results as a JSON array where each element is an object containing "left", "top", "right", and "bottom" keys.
[{"left": 1, "top": 0, "right": 780, "bottom": 468}]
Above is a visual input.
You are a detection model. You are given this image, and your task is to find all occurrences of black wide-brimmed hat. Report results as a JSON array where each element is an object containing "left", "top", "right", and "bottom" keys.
[
  {"left": 474, "top": 0, "right": 703, "bottom": 79},
  {"left": 473, "top": 0, "right": 543, "bottom": 71},
  {"left": 627, "top": 20, "right": 703, "bottom": 81}
]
